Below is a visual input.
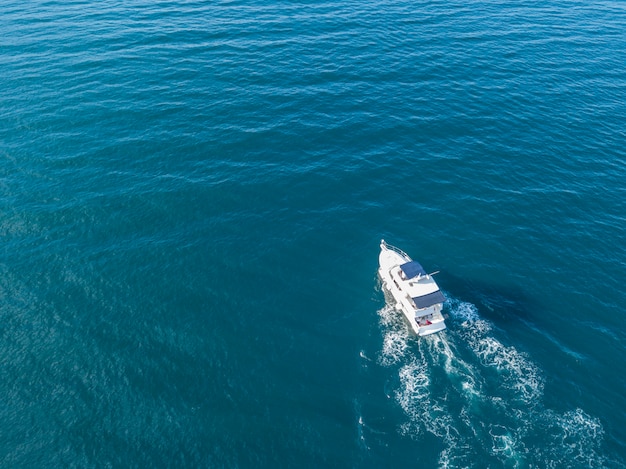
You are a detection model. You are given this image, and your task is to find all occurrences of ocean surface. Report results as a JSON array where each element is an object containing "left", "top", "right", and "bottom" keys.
[{"left": 2, "top": 0, "right": 626, "bottom": 467}]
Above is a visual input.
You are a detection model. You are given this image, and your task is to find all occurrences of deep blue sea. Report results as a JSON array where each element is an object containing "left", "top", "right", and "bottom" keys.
[{"left": 2, "top": 0, "right": 626, "bottom": 467}]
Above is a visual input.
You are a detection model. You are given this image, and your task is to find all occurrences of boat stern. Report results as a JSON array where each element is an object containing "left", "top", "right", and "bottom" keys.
[{"left": 417, "top": 321, "right": 447, "bottom": 336}]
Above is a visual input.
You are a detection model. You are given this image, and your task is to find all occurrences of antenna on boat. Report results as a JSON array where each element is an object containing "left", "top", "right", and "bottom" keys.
[{"left": 429, "top": 270, "right": 440, "bottom": 276}]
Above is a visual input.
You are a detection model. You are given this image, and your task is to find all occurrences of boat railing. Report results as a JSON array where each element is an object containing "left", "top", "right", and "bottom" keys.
[{"left": 381, "top": 239, "right": 410, "bottom": 259}]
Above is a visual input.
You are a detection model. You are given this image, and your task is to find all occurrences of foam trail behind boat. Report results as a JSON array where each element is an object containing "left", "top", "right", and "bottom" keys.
[{"left": 372, "top": 296, "right": 607, "bottom": 467}]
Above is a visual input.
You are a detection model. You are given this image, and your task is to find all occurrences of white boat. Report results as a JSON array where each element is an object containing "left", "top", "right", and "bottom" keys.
[{"left": 378, "top": 239, "right": 446, "bottom": 336}]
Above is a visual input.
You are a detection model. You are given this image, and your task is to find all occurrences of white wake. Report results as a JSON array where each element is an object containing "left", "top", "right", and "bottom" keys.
[{"left": 368, "top": 297, "right": 606, "bottom": 468}]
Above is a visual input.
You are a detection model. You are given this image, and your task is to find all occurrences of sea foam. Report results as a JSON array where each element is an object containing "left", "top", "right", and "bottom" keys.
[{"left": 374, "top": 296, "right": 606, "bottom": 467}]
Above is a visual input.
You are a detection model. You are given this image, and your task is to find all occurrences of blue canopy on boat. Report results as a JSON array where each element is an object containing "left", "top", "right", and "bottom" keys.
[
  {"left": 400, "top": 261, "right": 427, "bottom": 279},
  {"left": 413, "top": 290, "right": 446, "bottom": 309}
]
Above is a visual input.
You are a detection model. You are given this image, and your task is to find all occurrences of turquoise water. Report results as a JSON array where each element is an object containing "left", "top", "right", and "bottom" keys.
[{"left": 2, "top": 0, "right": 625, "bottom": 466}]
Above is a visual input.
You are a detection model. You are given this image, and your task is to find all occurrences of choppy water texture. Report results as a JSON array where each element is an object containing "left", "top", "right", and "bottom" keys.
[{"left": 2, "top": 0, "right": 626, "bottom": 467}]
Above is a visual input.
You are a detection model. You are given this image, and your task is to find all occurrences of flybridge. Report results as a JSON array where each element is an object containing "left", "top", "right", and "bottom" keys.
[
  {"left": 400, "top": 260, "right": 427, "bottom": 279},
  {"left": 399, "top": 260, "right": 446, "bottom": 308}
]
